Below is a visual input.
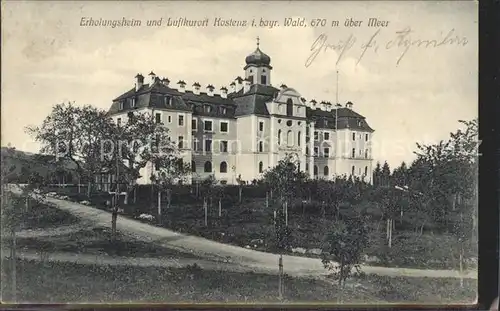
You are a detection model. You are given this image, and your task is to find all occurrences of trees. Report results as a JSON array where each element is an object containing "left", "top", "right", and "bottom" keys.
[
  {"left": 321, "top": 215, "right": 369, "bottom": 301},
  {"left": 26, "top": 102, "right": 115, "bottom": 196}
]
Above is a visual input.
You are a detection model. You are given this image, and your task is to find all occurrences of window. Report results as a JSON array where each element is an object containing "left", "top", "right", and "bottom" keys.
[
  {"left": 359, "top": 167, "right": 362, "bottom": 175},
  {"left": 178, "top": 115, "right": 184, "bottom": 126},
  {"left": 314, "top": 131, "right": 319, "bottom": 141},
  {"left": 178, "top": 136, "right": 184, "bottom": 149},
  {"left": 352, "top": 166, "right": 355, "bottom": 175},
  {"left": 204, "top": 161, "right": 212, "bottom": 173},
  {"left": 259, "top": 121, "right": 264, "bottom": 132},
  {"left": 305, "top": 163, "right": 309, "bottom": 171},
  {"left": 220, "top": 161, "right": 228, "bottom": 173},
  {"left": 297, "top": 132, "right": 301, "bottom": 146},
  {"left": 364, "top": 166, "right": 368, "bottom": 175},
  {"left": 118, "top": 101, "right": 124, "bottom": 110},
  {"left": 352, "top": 132, "right": 356, "bottom": 141},
  {"left": 314, "top": 147, "right": 319, "bottom": 156},
  {"left": 298, "top": 163, "right": 301, "bottom": 171},
  {"left": 324, "top": 166, "right": 329, "bottom": 176},
  {"left": 287, "top": 130, "right": 293, "bottom": 146},
  {"left": 117, "top": 118, "right": 121, "bottom": 127},
  {"left": 191, "top": 161, "right": 196, "bottom": 172},
  {"left": 365, "top": 149, "right": 368, "bottom": 159},
  {"left": 306, "top": 127, "right": 310, "bottom": 136},
  {"left": 365, "top": 134, "right": 369, "bottom": 141},
  {"left": 306, "top": 146, "right": 310, "bottom": 156},
  {"left": 324, "top": 147, "right": 330, "bottom": 158},
  {"left": 325, "top": 119, "right": 329, "bottom": 126},
  {"left": 205, "top": 139, "right": 212, "bottom": 152},
  {"left": 204, "top": 120, "right": 213, "bottom": 132},
  {"left": 220, "top": 140, "right": 228, "bottom": 153},
  {"left": 259, "top": 161, "right": 264, "bottom": 173},
  {"left": 314, "top": 165, "right": 318, "bottom": 176},
  {"left": 286, "top": 99, "right": 293, "bottom": 116},
  {"left": 168, "top": 115, "right": 172, "bottom": 123},
  {"left": 248, "top": 76, "right": 254, "bottom": 84},
  {"left": 130, "top": 98, "right": 136, "bottom": 108},
  {"left": 220, "top": 107, "right": 227, "bottom": 115},
  {"left": 192, "top": 118, "right": 197, "bottom": 130},
  {"left": 155, "top": 113, "right": 161, "bottom": 124},
  {"left": 164, "top": 96, "right": 172, "bottom": 106},
  {"left": 220, "top": 121, "right": 228, "bottom": 133},
  {"left": 261, "top": 75, "right": 267, "bottom": 85},
  {"left": 352, "top": 148, "right": 356, "bottom": 158},
  {"left": 278, "top": 130, "right": 282, "bottom": 145},
  {"left": 204, "top": 105, "right": 212, "bottom": 113},
  {"left": 358, "top": 120, "right": 362, "bottom": 127},
  {"left": 192, "top": 137, "right": 199, "bottom": 151},
  {"left": 324, "top": 132, "right": 330, "bottom": 140},
  {"left": 259, "top": 141, "right": 264, "bottom": 152}
]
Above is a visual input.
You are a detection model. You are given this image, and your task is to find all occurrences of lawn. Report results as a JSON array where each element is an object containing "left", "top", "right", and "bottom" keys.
[
  {"left": 5, "top": 194, "right": 80, "bottom": 230},
  {"left": 44, "top": 187, "right": 477, "bottom": 271},
  {"left": 11, "top": 227, "right": 202, "bottom": 259},
  {"left": 1, "top": 259, "right": 476, "bottom": 303}
]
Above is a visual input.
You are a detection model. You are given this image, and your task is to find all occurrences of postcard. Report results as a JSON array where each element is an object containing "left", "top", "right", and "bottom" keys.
[{"left": 1, "top": 0, "right": 478, "bottom": 304}]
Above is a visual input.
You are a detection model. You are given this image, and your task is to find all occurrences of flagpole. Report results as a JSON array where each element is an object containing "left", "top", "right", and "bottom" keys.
[{"left": 334, "top": 70, "right": 339, "bottom": 179}]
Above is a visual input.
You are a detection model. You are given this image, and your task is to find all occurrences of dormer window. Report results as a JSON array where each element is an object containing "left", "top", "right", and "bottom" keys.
[
  {"left": 325, "top": 119, "right": 329, "bottom": 126},
  {"left": 358, "top": 120, "right": 362, "bottom": 126},
  {"left": 220, "top": 107, "right": 227, "bottom": 115},
  {"left": 204, "top": 105, "right": 212, "bottom": 113},
  {"left": 129, "top": 98, "right": 136, "bottom": 108},
  {"left": 164, "top": 96, "right": 172, "bottom": 106},
  {"left": 118, "top": 101, "right": 124, "bottom": 110}
]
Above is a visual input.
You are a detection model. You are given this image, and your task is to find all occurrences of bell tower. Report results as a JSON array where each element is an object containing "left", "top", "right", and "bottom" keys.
[{"left": 244, "top": 36, "right": 272, "bottom": 86}]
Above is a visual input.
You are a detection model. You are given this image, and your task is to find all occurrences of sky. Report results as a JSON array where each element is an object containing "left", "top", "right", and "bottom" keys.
[{"left": 1, "top": 1, "right": 478, "bottom": 168}]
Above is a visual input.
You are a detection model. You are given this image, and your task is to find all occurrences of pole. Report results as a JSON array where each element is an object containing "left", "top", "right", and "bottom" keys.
[
  {"left": 334, "top": 70, "right": 339, "bottom": 177},
  {"left": 266, "top": 192, "right": 269, "bottom": 208},
  {"left": 285, "top": 201, "right": 288, "bottom": 226},
  {"left": 204, "top": 198, "right": 208, "bottom": 226},
  {"left": 218, "top": 199, "right": 222, "bottom": 217},
  {"left": 278, "top": 254, "right": 283, "bottom": 299},
  {"left": 157, "top": 189, "right": 161, "bottom": 218},
  {"left": 11, "top": 229, "right": 16, "bottom": 301}
]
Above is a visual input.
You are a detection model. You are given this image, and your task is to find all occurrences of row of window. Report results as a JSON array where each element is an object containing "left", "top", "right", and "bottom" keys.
[
  {"left": 312, "top": 131, "right": 370, "bottom": 142},
  {"left": 307, "top": 147, "right": 370, "bottom": 159},
  {"left": 187, "top": 161, "right": 369, "bottom": 177}
]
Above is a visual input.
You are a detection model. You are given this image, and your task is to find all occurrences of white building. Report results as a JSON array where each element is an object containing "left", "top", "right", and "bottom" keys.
[{"left": 108, "top": 40, "right": 374, "bottom": 185}]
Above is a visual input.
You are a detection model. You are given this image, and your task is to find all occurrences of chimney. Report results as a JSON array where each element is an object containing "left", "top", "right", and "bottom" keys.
[
  {"left": 229, "top": 82, "right": 236, "bottom": 93},
  {"left": 135, "top": 73, "right": 144, "bottom": 91},
  {"left": 220, "top": 87, "right": 228, "bottom": 99},
  {"left": 345, "top": 101, "right": 353, "bottom": 109},
  {"left": 310, "top": 99, "right": 317, "bottom": 109},
  {"left": 280, "top": 84, "right": 287, "bottom": 91},
  {"left": 234, "top": 76, "right": 243, "bottom": 92},
  {"left": 148, "top": 71, "right": 156, "bottom": 84},
  {"left": 206, "top": 84, "right": 215, "bottom": 96},
  {"left": 320, "top": 101, "right": 328, "bottom": 111},
  {"left": 162, "top": 77, "right": 170, "bottom": 86},
  {"left": 193, "top": 82, "right": 201, "bottom": 95},
  {"left": 177, "top": 80, "right": 186, "bottom": 93},
  {"left": 300, "top": 97, "right": 307, "bottom": 104},
  {"left": 325, "top": 102, "right": 332, "bottom": 112},
  {"left": 243, "top": 78, "right": 251, "bottom": 93}
]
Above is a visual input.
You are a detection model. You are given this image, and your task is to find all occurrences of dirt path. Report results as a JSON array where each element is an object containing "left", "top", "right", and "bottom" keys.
[{"left": 34, "top": 196, "right": 476, "bottom": 280}]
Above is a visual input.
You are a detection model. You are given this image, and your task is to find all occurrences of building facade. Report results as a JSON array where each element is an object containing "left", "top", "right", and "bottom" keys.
[{"left": 107, "top": 41, "right": 375, "bottom": 185}]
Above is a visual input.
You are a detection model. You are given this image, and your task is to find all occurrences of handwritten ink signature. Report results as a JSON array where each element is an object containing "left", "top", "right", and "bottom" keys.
[{"left": 305, "top": 27, "right": 468, "bottom": 67}]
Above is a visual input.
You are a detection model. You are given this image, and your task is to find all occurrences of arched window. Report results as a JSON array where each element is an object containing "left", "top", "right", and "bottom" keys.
[
  {"left": 365, "top": 149, "right": 368, "bottom": 159},
  {"left": 259, "top": 141, "right": 263, "bottom": 152},
  {"left": 364, "top": 166, "right": 368, "bottom": 175},
  {"left": 191, "top": 161, "right": 196, "bottom": 172},
  {"left": 204, "top": 161, "right": 212, "bottom": 173},
  {"left": 297, "top": 131, "right": 301, "bottom": 146},
  {"left": 324, "top": 166, "right": 329, "bottom": 176},
  {"left": 306, "top": 146, "right": 310, "bottom": 156},
  {"left": 286, "top": 98, "right": 293, "bottom": 116},
  {"left": 278, "top": 130, "right": 281, "bottom": 145},
  {"left": 305, "top": 163, "right": 309, "bottom": 171},
  {"left": 351, "top": 165, "right": 355, "bottom": 176},
  {"left": 220, "top": 161, "right": 227, "bottom": 173},
  {"left": 287, "top": 130, "right": 293, "bottom": 146},
  {"left": 314, "top": 165, "right": 318, "bottom": 176},
  {"left": 259, "top": 161, "right": 263, "bottom": 173}
]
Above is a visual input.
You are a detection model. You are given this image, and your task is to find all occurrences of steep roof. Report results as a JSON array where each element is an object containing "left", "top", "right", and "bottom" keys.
[{"left": 109, "top": 79, "right": 373, "bottom": 132}]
